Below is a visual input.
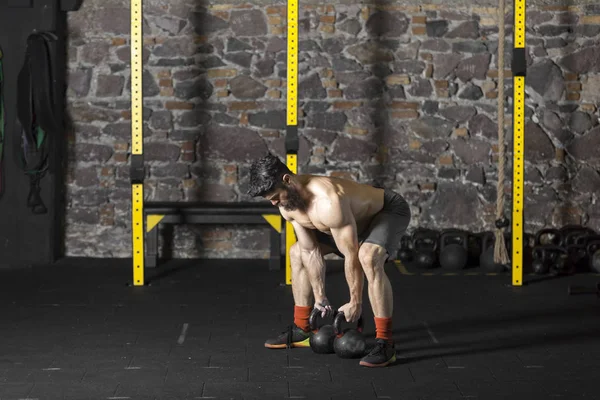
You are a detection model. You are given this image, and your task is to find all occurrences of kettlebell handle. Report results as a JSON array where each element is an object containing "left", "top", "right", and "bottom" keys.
[
  {"left": 440, "top": 229, "right": 468, "bottom": 250},
  {"left": 414, "top": 237, "right": 438, "bottom": 251},
  {"left": 309, "top": 307, "right": 337, "bottom": 331},
  {"left": 535, "top": 228, "right": 562, "bottom": 246},
  {"left": 532, "top": 245, "right": 566, "bottom": 261},
  {"left": 333, "top": 311, "right": 364, "bottom": 336},
  {"left": 542, "top": 245, "right": 568, "bottom": 260},
  {"left": 412, "top": 229, "right": 439, "bottom": 248},
  {"left": 587, "top": 240, "right": 600, "bottom": 256}
]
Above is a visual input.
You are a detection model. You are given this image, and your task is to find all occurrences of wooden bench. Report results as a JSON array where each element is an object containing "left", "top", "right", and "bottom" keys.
[{"left": 144, "top": 201, "right": 284, "bottom": 270}]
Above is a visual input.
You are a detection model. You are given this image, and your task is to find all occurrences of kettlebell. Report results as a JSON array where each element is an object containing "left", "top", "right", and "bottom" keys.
[
  {"left": 561, "top": 228, "right": 596, "bottom": 273},
  {"left": 587, "top": 240, "right": 600, "bottom": 273},
  {"left": 531, "top": 245, "right": 551, "bottom": 275},
  {"left": 439, "top": 229, "right": 469, "bottom": 270},
  {"left": 411, "top": 228, "right": 439, "bottom": 269},
  {"left": 308, "top": 308, "right": 337, "bottom": 354},
  {"left": 532, "top": 245, "right": 564, "bottom": 275},
  {"left": 332, "top": 312, "right": 367, "bottom": 359},
  {"left": 479, "top": 231, "right": 508, "bottom": 272},
  {"left": 397, "top": 235, "right": 413, "bottom": 263},
  {"left": 544, "top": 245, "right": 569, "bottom": 274},
  {"left": 564, "top": 232, "right": 589, "bottom": 273}
]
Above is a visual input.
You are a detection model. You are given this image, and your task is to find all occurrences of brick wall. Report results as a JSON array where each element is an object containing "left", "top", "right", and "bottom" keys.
[{"left": 64, "top": 1, "right": 600, "bottom": 259}]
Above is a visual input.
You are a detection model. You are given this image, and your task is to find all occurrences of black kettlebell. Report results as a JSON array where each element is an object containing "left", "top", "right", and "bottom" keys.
[
  {"left": 411, "top": 228, "right": 439, "bottom": 269},
  {"left": 531, "top": 245, "right": 551, "bottom": 275},
  {"left": 562, "top": 228, "right": 596, "bottom": 272},
  {"left": 333, "top": 312, "right": 367, "bottom": 359},
  {"left": 587, "top": 240, "right": 600, "bottom": 274},
  {"left": 397, "top": 235, "right": 413, "bottom": 263},
  {"left": 545, "top": 245, "right": 569, "bottom": 274},
  {"left": 308, "top": 308, "right": 337, "bottom": 354},
  {"left": 479, "top": 231, "right": 508, "bottom": 272},
  {"left": 439, "top": 229, "right": 469, "bottom": 270}
]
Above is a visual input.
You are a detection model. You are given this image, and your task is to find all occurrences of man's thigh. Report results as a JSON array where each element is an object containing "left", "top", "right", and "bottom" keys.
[{"left": 360, "top": 210, "right": 410, "bottom": 261}]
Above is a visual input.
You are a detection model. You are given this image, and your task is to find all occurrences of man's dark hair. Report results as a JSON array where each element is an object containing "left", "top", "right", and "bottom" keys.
[{"left": 247, "top": 153, "right": 292, "bottom": 197}]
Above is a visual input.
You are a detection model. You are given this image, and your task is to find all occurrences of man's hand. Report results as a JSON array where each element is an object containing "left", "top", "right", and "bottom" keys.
[
  {"left": 338, "top": 302, "right": 362, "bottom": 323},
  {"left": 314, "top": 298, "right": 334, "bottom": 318}
]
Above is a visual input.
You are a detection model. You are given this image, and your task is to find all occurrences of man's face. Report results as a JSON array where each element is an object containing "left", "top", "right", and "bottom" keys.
[{"left": 266, "top": 186, "right": 306, "bottom": 212}]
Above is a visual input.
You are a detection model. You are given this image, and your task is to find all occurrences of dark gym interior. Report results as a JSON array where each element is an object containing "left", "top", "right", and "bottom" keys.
[{"left": 1, "top": 0, "right": 600, "bottom": 399}]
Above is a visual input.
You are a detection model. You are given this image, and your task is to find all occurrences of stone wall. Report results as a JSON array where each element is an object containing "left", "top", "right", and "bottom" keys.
[{"left": 64, "top": 1, "right": 600, "bottom": 259}]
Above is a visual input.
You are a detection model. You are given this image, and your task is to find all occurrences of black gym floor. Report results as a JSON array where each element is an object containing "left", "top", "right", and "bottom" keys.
[{"left": 1, "top": 258, "right": 599, "bottom": 400}]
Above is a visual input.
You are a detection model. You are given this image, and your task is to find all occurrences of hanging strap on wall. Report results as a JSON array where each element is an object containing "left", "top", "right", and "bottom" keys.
[
  {"left": 14, "top": 31, "right": 60, "bottom": 214},
  {"left": 0, "top": 46, "right": 5, "bottom": 200}
]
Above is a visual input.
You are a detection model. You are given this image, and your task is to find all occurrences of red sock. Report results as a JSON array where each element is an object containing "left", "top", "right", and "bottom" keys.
[
  {"left": 294, "top": 305, "right": 312, "bottom": 332},
  {"left": 375, "top": 317, "right": 393, "bottom": 344}
]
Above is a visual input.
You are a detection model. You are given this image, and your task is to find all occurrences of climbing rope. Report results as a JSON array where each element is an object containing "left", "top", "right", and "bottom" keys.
[{"left": 494, "top": 0, "right": 510, "bottom": 265}]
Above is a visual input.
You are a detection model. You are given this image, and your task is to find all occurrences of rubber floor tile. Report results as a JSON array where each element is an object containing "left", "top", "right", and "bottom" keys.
[
  {"left": 212, "top": 348, "right": 288, "bottom": 368},
  {"left": 541, "top": 378, "right": 600, "bottom": 398},
  {"left": 329, "top": 362, "right": 414, "bottom": 384},
  {"left": 249, "top": 365, "right": 331, "bottom": 382},
  {"left": 408, "top": 362, "right": 495, "bottom": 383},
  {"left": 52, "top": 355, "right": 131, "bottom": 371},
  {"left": 488, "top": 363, "right": 589, "bottom": 382},
  {"left": 207, "top": 334, "right": 253, "bottom": 350},
  {"left": 27, "top": 368, "right": 87, "bottom": 384},
  {"left": 166, "top": 366, "right": 249, "bottom": 384},
  {"left": 82, "top": 366, "right": 168, "bottom": 384},
  {"left": 0, "top": 368, "right": 32, "bottom": 384},
  {"left": 0, "top": 355, "right": 55, "bottom": 370},
  {"left": 112, "top": 380, "right": 170, "bottom": 398},
  {"left": 437, "top": 350, "right": 521, "bottom": 369},
  {"left": 127, "top": 355, "right": 171, "bottom": 370},
  {"left": 456, "top": 380, "right": 547, "bottom": 398},
  {"left": 373, "top": 381, "right": 464, "bottom": 400},
  {"left": 288, "top": 381, "right": 377, "bottom": 400},
  {"left": 167, "top": 346, "right": 212, "bottom": 364},
  {"left": 287, "top": 351, "right": 346, "bottom": 368},
  {"left": 26, "top": 382, "right": 119, "bottom": 399},
  {"left": 0, "top": 383, "right": 34, "bottom": 399},
  {"left": 202, "top": 382, "right": 289, "bottom": 400},
  {"left": 155, "top": 381, "right": 206, "bottom": 400}
]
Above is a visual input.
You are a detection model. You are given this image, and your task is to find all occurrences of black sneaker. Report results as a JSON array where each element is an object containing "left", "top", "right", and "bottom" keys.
[
  {"left": 359, "top": 339, "right": 397, "bottom": 367},
  {"left": 264, "top": 323, "right": 312, "bottom": 349}
]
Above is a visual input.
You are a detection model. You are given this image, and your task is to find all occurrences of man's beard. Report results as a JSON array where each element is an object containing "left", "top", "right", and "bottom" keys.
[{"left": 281, "top": 187, "right": 306, "bottom": 212}]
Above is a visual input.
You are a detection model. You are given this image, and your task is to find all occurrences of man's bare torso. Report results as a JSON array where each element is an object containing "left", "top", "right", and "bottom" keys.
[{"left": 280, "top": 175, "right": 385, "bottom": 237}]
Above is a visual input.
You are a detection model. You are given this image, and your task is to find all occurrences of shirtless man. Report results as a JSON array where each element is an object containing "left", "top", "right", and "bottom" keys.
[{"left": 247, "top": 153, "right": 411, "bottom": 367}]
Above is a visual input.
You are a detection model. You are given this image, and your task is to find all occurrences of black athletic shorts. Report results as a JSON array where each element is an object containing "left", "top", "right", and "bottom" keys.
[{"left": 314, "top": 189, "right": 411, "bottom": 260}]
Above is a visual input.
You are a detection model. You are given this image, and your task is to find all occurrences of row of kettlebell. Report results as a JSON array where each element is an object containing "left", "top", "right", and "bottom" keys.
[
  {"left": 530, "top": 225, "right": 600, "bottom": 275},
  {"left": 308, "top": 308, "right": 367, "bottom": 358},
  {"left": 397, "top": 228, "right": 509, "bottom": 272},
  {"left": 397, "top": 225, "right": 600, "bottom": 274}
]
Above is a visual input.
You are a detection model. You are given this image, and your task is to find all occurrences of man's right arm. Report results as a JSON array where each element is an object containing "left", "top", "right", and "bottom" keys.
[{"left": 291, "top": 221, "right": 329, "bottom": 312}]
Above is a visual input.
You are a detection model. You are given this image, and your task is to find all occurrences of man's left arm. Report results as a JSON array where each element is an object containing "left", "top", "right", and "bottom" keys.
[{"left": 318, "top": 196, "right": 364, "bottom": 322}]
